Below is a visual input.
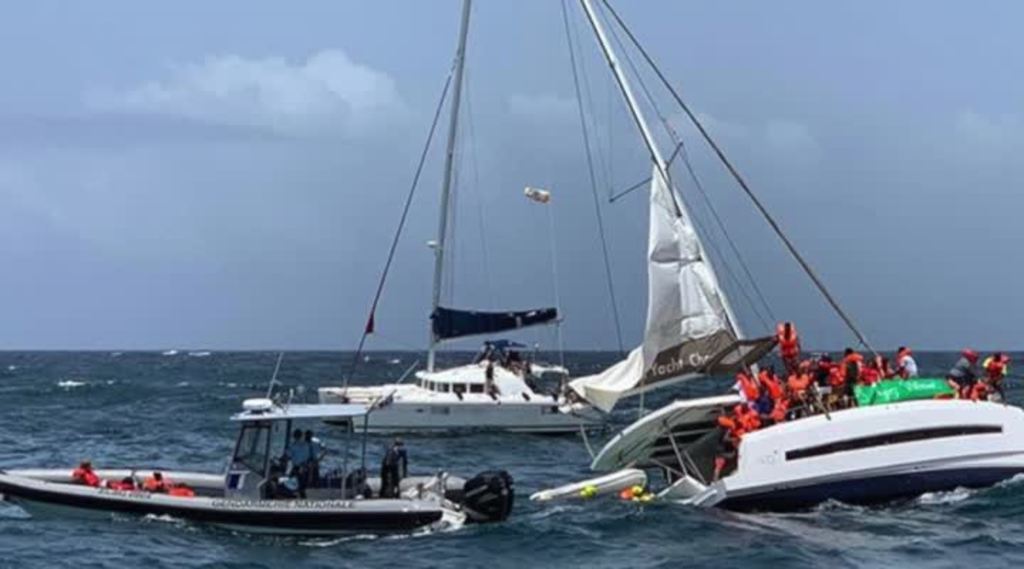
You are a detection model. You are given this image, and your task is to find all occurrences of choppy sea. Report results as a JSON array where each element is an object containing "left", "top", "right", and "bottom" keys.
[{"left": 1, "top": 350, "right": 1023, "bottom": 569}]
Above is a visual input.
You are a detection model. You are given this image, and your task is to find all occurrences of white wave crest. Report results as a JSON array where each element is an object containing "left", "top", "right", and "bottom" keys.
[
  {"left": 918, "top": 487, "right": 974, "bottom": 505},
  {"left": 57, "top": 380, "right": 87, "bottom": 389}
]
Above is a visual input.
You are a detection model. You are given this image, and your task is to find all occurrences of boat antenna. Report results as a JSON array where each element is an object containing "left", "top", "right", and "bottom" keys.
[
  {"left": 597, "top": 0, "right": 876, "bottom": 356},
  {"left": 343, "top": 68, "right": 456, "bottom": 386},
  {"left": 428, "top": 0, "right": 473, "bottom": 373},
  {"left": 265, "top": 351, "right": 284, "bottom": 400}
]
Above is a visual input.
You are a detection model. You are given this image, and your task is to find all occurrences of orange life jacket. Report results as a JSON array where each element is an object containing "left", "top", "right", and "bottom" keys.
[
  {"left": 759, "top": 370, "right": 784, "bottom": 400},
  {"left": 840, "top": 352, "right": 864, "bottom": 382},
  {"left": 737, "top": 372, "right": 761, "bottom": 401},
  {"left": 787, "top": 372, "right": 811, "bottom": 395},
  {"left": 143, "top": 476, "right": 168, "bottom": 493},
  {"left": 717, "top": 414, "right": 744, "bottom": 440},
  {"left": 828, "top": 366, "right": 845, "bottom": 388},
  {"left": 776, "top": 323, "right": 800, "bottom": 358},
  {"left": 970, "top": 381, "right": 990, "bottom": 401},
  {"left": 985, "top": 357, "right": 1008, "bottom": 381},
  {"left": 108, "top": 480, "right": 135, "bottom": 491},
  {"left": 770, "top": 398, "right": 789, "bottom": 423},
  {"left": 167, "top": 485, "right": 196, "bottom": 498},
  {"left": 736, "top": 405, "right": 761, "bottom": 434},
  {"left": 72, "top": 467, "right": 100, "bottom": 487}
]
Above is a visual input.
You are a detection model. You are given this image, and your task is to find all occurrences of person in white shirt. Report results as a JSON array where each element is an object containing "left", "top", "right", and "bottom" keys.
[{"left": 896, "top": 346, "right": 919, "bottom": 378}]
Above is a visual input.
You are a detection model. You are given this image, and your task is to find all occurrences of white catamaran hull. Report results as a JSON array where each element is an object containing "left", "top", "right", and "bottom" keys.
[
  {"left": 319, "top": 364, "right": 604, "bottom": 434},
  {"left": 320, "top": 390, "right": 600, "bottom": 433},
  {"left": 707, "top": 399, "right": 1024, "bottom": 510}
]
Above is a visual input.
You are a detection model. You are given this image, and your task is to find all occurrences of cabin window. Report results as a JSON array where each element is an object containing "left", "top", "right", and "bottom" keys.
[
  {"left": 453, "top": 384, "right": 467, "bottom": 395},
  {"left": 469, "top": 384, "right": 484, "bottom": 393},
  {"left": 785, "top": 425, "right": 1003, "bottom": 461},
  {"left": 441, "top": 383, "right": 451, "bottom": 393},
  {"left": 233, "top": 424, "right": 270, "bottom": 472}
]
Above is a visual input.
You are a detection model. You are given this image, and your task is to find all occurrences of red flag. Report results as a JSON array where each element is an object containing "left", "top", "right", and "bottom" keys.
[{"left": 365, "top": 312, "right": 375, "bottom": 335}]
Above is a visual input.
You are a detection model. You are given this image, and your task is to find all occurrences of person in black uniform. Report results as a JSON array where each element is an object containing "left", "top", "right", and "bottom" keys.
[{"left": 380, "top": 438, "right": 408, "bottom": 498}]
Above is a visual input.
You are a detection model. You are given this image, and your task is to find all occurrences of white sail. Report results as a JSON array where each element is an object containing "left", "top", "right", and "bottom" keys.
[{"left": 570, "top": 166, "right": 734, "bottom": 412}]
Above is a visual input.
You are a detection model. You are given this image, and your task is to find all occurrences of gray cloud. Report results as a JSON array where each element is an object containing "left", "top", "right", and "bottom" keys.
[{"left": 86, "top": 50, "right": 408, "bottom": 137}]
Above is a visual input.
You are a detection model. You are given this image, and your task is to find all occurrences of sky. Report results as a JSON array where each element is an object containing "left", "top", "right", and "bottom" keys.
[{"left": 0, "top": 1, "right": 1021, "bottom": 351}]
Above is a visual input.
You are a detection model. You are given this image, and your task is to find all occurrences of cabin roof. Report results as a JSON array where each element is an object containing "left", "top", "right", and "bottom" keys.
[{"left": 231, "top": 402, "right": 369, "bottom": 422}]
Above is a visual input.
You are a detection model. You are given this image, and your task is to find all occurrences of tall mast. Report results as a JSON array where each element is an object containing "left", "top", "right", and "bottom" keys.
[
  {"left": 577, "top": 0, "right": 744, "bottom": 340},
  {"left": 428, "top": 0, "right": 472, "bottom": 372}
]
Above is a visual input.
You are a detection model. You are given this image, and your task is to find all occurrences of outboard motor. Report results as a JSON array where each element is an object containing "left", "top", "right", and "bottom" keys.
[{"left": 460, "top": 470, "right": 514, "bottom": 523}]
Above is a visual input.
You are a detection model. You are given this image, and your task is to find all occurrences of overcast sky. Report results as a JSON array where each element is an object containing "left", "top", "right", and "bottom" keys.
[{"left": 1, "top": 1, "right": 1021, "bottom": 351}]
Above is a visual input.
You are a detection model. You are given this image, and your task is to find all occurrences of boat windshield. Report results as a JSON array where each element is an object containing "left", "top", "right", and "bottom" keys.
[{"left": 234, "top": 424, "right": 271, "bottom": 473}]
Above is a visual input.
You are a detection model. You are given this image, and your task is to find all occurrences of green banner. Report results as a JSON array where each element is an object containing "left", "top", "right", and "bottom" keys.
[{"left": 854, "top": 378, "right": 954, "bottom": 407}]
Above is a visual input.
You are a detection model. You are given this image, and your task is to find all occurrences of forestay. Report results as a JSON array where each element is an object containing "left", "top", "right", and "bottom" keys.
[{"left": 570, "top": 166, "right": 772, "bottom": 412}]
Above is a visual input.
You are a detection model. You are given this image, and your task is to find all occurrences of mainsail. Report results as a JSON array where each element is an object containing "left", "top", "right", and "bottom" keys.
[{"left": 569, "top": 166, "right": 772, "bottom": 412}]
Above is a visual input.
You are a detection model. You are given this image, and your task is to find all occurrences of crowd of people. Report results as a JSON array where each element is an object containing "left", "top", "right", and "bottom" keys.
[{"left": 712, "top": 322, "right": 1012, "bottom": 480}]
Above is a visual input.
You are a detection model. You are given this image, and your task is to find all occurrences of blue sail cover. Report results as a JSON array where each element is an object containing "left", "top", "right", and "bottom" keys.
[{"left": 432, "top": 306, "right": 558, "bottom": 341}]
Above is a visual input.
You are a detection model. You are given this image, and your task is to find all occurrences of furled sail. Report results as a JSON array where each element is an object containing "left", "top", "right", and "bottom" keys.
[
  {"left": 432, "top": 306, "right": 558, "bottom": 341},
  {"left": 570, "top": 166, "right": 772, "bottom": 412}
]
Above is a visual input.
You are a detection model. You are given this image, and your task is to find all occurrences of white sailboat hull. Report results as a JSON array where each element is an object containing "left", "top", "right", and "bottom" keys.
[
  {"left": 320, "top": 389, "right": 601, "bottom": 433},
  {"left": 319, "top": 363, "right": 604, "bottom": 434}
]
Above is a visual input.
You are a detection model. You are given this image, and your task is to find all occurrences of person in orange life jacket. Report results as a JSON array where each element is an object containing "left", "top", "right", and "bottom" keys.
[
  {"left": 947, "top": 349, "right": 979, "bottom": 397},
  {"left": 714, "top": 404, "right": 760, "bottom": 480},
  {"left": 736, "top": 370, "right": 761, "bottom": 402},
  {"left": 776, "top": 322, "right": 801, "bottom": 375},
  {"left": 787, "top": 361, "right": 813, "bottom": 400},
  {"left": 143, "top": 471, "right": 169, "bottom": 493},
  {"left": 982, "top": 352, "right": 1011, "bottom": 401},
  {"left": 896, "top": 346, "right": 918, "bottom": 378},
  {"left": 769, "top": 397, "right": 790, "bottom": 423},
  {"left": 72, "top": 460, "right": 101, "bottom": 487},
  {"left": 758, "top": 367, "right": 785, "bottom": 402},
  {"left": 737, "top": 370, "right": 773, "bottom": 415},
  {"left": 837, "top": 348, "right": 863, "bottom": 396}
]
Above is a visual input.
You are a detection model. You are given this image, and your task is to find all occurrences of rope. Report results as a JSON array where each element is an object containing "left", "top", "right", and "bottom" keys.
[
  {"left": 345, "top": 72, "right": 454, "bottom": 385},
  {"left": 561, "top": 0, "right": 626, "bottom": 357},
  {"left": 600, "top": 0, "right": 876, "bottom": 355}
]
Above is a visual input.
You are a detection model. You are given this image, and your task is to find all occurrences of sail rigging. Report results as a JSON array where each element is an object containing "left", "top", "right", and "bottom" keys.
[{"left": 569, "top": 0, "right": 774, "bottom": 412}]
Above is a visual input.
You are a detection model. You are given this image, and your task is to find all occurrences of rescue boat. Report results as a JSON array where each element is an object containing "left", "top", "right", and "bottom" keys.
[{"left": 0, "top": 399, "right": 514, "bottom": 535}]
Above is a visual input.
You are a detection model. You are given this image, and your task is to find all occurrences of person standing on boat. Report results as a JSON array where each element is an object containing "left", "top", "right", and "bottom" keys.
[
  {"left": 380, "top": 438, "right": 408, "bottom": 498},
  {"left": 305, "top": 430, "right": 325, "bottom": 486},
  {"left": 775, "top": 322, "right": 801, "bottom": 375},
  {"left": 947, "top": 349, "right": 979, "bottom": 398},
  {"left": 286, "top": 428, "right": 312, "bottom": 498},
  {"left": 896, "top": 347, "right": 918, "bottom": 379}
]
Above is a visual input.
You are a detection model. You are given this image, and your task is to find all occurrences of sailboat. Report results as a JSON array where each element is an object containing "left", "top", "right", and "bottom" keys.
[
  {"left": 532, "top": 0, "right": 1024, "bottom": 510},
  {"left": 318, "top": 0, "right": 603, "bottom": 434}
]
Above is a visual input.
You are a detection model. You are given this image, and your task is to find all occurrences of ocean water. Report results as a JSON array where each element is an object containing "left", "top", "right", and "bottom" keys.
[{"left": 1, "top": 350, "right": 1023, "bottom": 569}]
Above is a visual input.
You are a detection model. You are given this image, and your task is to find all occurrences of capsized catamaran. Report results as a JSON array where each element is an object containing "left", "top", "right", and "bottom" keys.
[
  {"left": 318, "top": 0, "right": 603, "bottom": 433},
  {"left": 533, "top": 0, "right": 1024, "bottom": 510}
]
